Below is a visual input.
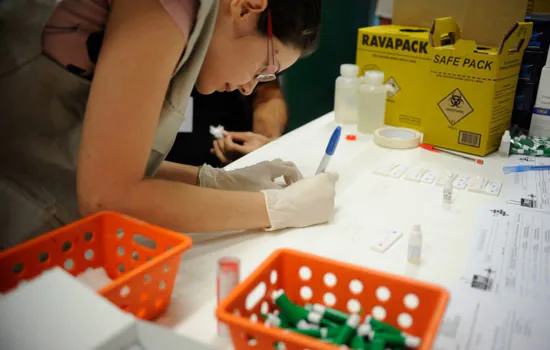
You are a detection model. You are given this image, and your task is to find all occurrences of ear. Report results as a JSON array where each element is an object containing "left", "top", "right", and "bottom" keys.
[{"left": 229, "top": 0, "right": 268, "bottom": 22}]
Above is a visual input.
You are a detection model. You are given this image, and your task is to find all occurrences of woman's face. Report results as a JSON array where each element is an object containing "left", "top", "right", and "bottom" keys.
[{"left": 196, "top": 0, "right": 301, "bottom": 95}]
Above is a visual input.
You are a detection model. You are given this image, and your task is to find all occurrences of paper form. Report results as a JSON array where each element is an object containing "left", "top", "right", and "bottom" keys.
[
  {"left": 505, "top": 155, "right": 550, "bottom": 212},
  {"left": 434, "top": 284, "right": 550, "bottom": 349},
  {"left": 460, "top": 205, "right": 550, "bottom": 301}
]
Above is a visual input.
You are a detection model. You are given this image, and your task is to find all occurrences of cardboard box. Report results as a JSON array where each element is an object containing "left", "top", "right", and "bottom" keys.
[
  {"left": 356, "top": 25, "right": 431, "bottom": 131},
  {"left": 0, "top": 268, "right": 214, "bottom": 350},
  {"left": 423, "top": 18, "right": 532, "bottom": 156},
  {"left": 393, "top": 0, "right": 528, "bottom": 48},
  {"left": 527, "top": 0, "right": 550, "bottom": 14},
  {"left": 526, "top": 13, "right": 550, "bottom": 52},
  {"left": 520, "top": 49, "right": 547, "bottom": 82}
]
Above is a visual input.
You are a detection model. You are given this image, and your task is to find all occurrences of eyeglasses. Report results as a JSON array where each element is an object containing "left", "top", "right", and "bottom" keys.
[{"left": 254, "top": 10, "right": 279, "bottom": 83}]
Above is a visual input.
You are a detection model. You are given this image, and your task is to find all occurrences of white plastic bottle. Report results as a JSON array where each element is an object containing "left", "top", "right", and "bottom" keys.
[
  {"left": 498, "top": 130, "right": 511, "bottom": 157},
  {"left": 407, "top": 225, "right": 423, "bottom": 265},
  {"left": 334, "top": 64, "right": 360, "bottom": 124},
  {"left": 358, "top": 70, "right": 387, "bottom": 134}
]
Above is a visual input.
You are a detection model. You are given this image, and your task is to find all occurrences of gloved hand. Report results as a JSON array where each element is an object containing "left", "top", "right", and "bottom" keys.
[
  {"left": 199, "top": 159, "right": 303, "bottom": 192},
  {"left": 262, "top": 172, "right": 339, "bottom": 231}
]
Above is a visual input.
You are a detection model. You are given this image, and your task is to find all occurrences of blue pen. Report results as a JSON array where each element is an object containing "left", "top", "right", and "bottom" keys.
[
  {"left": 503, "top": 165, "right": 550, "bottom": 174},
  {"left": 315, "top": 126, "right": 342, "bottom": 175}
]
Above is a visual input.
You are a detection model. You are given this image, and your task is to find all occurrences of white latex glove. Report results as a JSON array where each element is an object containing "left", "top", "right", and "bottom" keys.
[
  {"left": 199, "top": 159, "right": 303, "bottom": 192},
  {"left": 262, "top": 172, "right": 339, "bottom": 231}
]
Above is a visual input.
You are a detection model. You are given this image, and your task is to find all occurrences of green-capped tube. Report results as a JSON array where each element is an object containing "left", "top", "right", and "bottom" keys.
[
  {"left": 511, "top": 148, "right": 529, "bottom": 155},
  {"left": 306, "top": 303, "right": 350, "bottom": 324},
  {"left": 333, "top": 314, "right": 361, "bottom": 345},
  {"left": 296, "top": 320, "right": 320, "bottom": 330},
  {"left": 364, "top": 315, "right": 401, "bottom": 334},
  {"left": 273, "top": 309, "right": 290, "bottom": 325},
  {"left": 350, "top": 334, "right": 370, "bottom": 350},
  {"left": 371, "top": 338, "right": 385, "bottom": 350},
  {"left": 304, "top": 309, "right": 340, "bottom": 328},
  {"left": 374, "top": 332, "right": 422, "bottom": 348},
  {"left": 272, "top": 290, "right": 307, "bottom": 326},
  {"left": 534, "top": 149, "right": 550, "bottom": 156},
  {"left": 261, "top": 313, "right": 290, "bottom": 328},
  {"left": 519, "top": 138, "right": 535, "bottom": 147},
  {"left": 356, "top": 324, "right": 373, "bottom": 340},
  {"left": 288, "top": 326, "right": 342, "bottom": 339}
]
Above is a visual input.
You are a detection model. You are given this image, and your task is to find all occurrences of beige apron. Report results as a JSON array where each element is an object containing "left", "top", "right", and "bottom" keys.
[{"left": 0, "top": 0, "right": 219, "bottom": 249}]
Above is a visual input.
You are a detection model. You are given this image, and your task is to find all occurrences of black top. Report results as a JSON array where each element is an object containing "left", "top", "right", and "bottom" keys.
[{"left": 166, "top": 88, "right": 254, "bottom": 168}]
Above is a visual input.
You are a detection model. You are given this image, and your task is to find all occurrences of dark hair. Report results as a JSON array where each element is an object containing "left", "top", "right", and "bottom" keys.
[{"left": 257, "top": 0, "right": 322, "bottom": 57}]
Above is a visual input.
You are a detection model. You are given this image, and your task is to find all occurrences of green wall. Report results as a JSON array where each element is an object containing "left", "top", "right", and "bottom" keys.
[{"left": 282, "top": 1, "right": 375, "bottom": 131}]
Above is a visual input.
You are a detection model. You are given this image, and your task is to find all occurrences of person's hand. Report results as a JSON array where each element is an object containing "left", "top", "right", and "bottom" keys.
[
  {"left": 262, "top": 172, "right": 339, "bottom": 231},
  {"left": 199, "top": 159, "right": 303, "bottom": 192},
  {"left": 211, "top": 131, "right": 272, "bottom": 165}
]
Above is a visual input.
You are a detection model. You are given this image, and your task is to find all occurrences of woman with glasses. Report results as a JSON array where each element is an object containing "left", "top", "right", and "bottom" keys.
[{"left": 0, "top": 0, "right": 337, "bottom": 248}]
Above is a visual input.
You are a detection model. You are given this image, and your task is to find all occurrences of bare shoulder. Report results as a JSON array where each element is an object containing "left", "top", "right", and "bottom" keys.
[{"left": 107, "top": 0, "right": 187, "bottom": 46}]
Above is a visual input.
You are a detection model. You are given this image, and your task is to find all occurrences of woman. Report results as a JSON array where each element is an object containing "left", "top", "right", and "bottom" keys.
[{"left": 0, "top": 0, "right": 338, "bottom": 249}]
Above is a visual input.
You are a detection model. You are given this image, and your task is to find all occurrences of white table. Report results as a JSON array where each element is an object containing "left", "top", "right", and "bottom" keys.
[{"left": 159, "top": 112, "right": 508, "bottom": 348}]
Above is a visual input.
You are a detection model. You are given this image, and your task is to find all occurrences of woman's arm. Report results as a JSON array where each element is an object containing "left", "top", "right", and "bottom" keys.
[
  {"left": 77, "top": 0, "right": 270, "bottom": 232},
  {"left": 155, "top": 161, "right": 200, "bottom": 185},
  {"left": 211, "top": 80, "right": 288, "bottom": 164},
  {"left": 252, "top": 79, "right": 288, "bottom": 139}
]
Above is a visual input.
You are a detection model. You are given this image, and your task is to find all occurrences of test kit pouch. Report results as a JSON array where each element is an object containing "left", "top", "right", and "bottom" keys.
[{"left": 393, "top": 0, "right": 528, "bottom": 47}]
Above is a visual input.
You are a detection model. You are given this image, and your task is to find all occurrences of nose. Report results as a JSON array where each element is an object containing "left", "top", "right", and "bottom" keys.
[{"left": 238, "top": 80, "right": 259, "bottom": 96}]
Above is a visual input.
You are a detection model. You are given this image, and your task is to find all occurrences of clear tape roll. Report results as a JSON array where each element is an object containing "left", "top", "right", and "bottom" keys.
[{"left": 373, "top": 127, "right": 422, "bottom": 149}]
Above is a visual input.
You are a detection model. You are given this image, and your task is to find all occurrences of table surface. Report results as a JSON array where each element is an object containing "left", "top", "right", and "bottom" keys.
[{"left": 159, "top": 112, "right": 509, "bottom": 348}]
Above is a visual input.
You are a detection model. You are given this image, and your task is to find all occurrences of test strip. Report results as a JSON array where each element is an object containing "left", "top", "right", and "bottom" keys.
[
  {"left": 388, "top": 165, "right": 409, "bottom": 178},
  {"left": 371, "top": 230, "right": 403, "bottom": 253},
  {"left": 485, "top": 180, "right": 502, "bottom": 196},
  {"left": 374, "top": 164, "right": 399, "bottom": 176},
  {"left": 435, "top": 171, "right": 456, "bottom": 186},
  {"left": 404, "top": 167, "right": 427, "bottom": 182},
  {"left": 466, "top": 176, "right": 489, "bottom": 193},
  {"left": 453, "top": 174, "right": 471, "bottom": 190},
  {"left": 420, "top": 169, "right": 437, "bottom": 184}
]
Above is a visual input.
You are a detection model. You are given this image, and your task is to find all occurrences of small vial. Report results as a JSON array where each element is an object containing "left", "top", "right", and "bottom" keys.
[
  {"left": 407, "top": 225, "right": 422, "bottom": 265},
  {"left": 217, "top": 257, "right": 240, "bottom": 337},
  {"left": 498, "top": 130, "right": 511, "bottom": 157},
  {"left": 443, "top": 172, "right": 453, "bottom": 209}
]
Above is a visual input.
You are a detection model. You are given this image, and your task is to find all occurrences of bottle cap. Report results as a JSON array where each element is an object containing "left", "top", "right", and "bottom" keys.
[
  {"left": 341, "top": 64, "right": 359, "bottom": 77},
  {"left": 363, "top": 70, "right": 384, "bottom": 86}
]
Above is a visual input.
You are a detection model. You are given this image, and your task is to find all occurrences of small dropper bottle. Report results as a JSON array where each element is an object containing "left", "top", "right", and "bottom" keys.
[{"left": 408, "top": 225, "right": 423, "bottom": 265}]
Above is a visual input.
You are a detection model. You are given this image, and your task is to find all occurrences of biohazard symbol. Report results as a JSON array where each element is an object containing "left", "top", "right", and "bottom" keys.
[
  {"left": 438, "top": 88, "right": 474, "bottom": 125},
  {"left": 449, "top": 92, "right": 463, "bottom": 107},
  {"left": 385, "top": 77, "right": 400, "bottom": 98}
]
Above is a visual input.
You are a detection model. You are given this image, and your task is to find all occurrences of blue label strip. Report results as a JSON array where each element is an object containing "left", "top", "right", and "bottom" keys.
[{"left": 533, "top": 107, "right": 550, "bottom": 116}]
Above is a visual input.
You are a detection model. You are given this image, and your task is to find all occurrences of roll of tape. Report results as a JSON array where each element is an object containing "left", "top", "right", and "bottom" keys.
[{"left": 373, "top": 127, "right": 422, "bottom": 149}]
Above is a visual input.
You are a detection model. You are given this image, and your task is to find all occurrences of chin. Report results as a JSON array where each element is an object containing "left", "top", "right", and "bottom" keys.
[{"left": 194, "top": 82, "right": 214, "bottom": 95}]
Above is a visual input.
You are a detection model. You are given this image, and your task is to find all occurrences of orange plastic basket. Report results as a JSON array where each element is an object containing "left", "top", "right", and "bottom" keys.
[
  {"left": 0, "top": 211, "right": 192, "bottom": 321},
  {"left": 217, "top": 249, "right": 449, "bottom": 350}
]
